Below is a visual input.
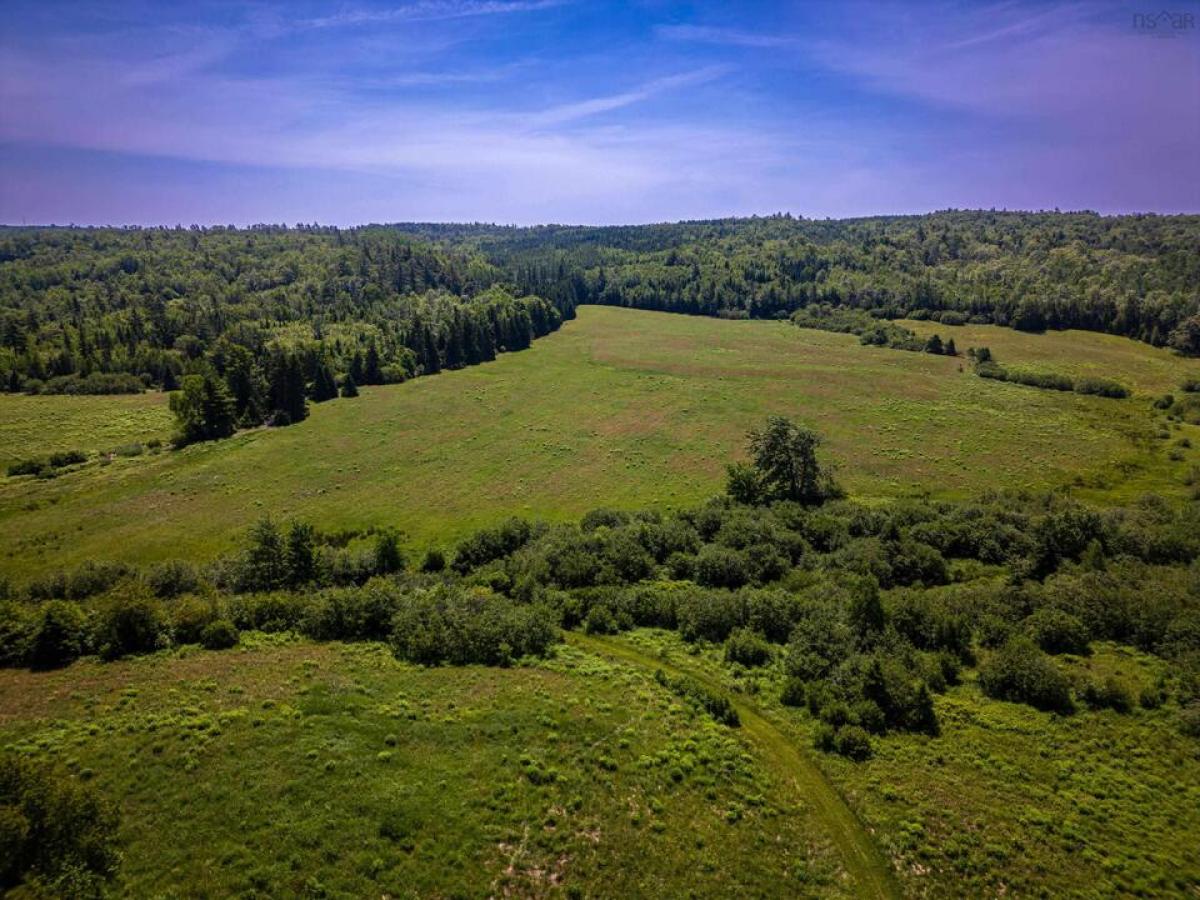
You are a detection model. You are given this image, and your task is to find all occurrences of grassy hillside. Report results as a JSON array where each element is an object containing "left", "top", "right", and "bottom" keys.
[
  {"left": 0, "top": 392, "right": 173, "bottom": 467},
  {"left": 0, "top": 637, "right": 854, "bottom": 897},
  {"left": 1, "top": 306, "right": 1197, "bottom": 579}
]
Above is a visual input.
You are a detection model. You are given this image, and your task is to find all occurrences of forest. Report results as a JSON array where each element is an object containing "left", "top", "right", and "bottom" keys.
[{"left": 2, "top": 212, "right": 1198, "bottom": 412}]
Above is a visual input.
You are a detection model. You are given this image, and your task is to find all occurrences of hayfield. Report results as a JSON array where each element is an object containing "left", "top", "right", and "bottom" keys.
[{"left": 1, "top": 306, "right": 1197, "bottom": 579}]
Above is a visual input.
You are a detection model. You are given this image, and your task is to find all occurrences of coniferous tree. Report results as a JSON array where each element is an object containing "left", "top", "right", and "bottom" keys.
[
  {"left": 341, "top": 373, "right": 359, "bottom": 397},
  {"left": 364, "top": 342, "right": 384, "bottom": 384},
  {"left": 311, "top": 358, "right": 338, "bottom": 402},
  {"left": 169, "top": 373, "right": 237, "bottom": 445},
  {"left": 267, "top": 349, "right": 308, "bottom": 426}
]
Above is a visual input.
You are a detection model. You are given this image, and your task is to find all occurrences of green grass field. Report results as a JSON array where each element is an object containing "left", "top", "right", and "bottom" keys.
[
  {"left": 608, "top": 629, "right": 1200, "bottom": 899},
  {"left": 0, "top": 392, "right": 173, "bottom": 467},
  {"left": 2, "top": 306, "right": 1197, "bottom": 579},
  {"left": 0, "top": 636, "right": 853, "bottom": 898}
]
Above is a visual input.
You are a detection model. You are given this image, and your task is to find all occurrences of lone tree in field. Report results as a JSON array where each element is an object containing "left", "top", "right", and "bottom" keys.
[{"left": 727, "top": 416, "right": 842, "bottom": 506}]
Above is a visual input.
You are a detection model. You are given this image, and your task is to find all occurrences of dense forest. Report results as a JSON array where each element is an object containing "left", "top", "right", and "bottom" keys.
[
  {"left": 402, "top": 211, "right": 1200, "bottom": 351},
  {"left": 0, "top": 227, "right": 572, "bottom": 429},
  {"left": 2, "top": 211, "right": 1198, "bottom": 420}
]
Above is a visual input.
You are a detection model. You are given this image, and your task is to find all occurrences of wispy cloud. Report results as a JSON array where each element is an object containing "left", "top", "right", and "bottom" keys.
[
  {"left": 299, "top": 0, "right": 567, "bottom": 29},
  {"left": 528, "top": 66, "right": 730, "bottom": 126},
  {"left": 655, "top": 24, "right": 799, "bottom": 49}
]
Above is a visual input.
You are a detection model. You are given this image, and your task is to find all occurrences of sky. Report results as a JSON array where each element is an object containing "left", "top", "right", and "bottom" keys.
[{"left": 0, "top": 0, "right": 1198, "bottom": 225}]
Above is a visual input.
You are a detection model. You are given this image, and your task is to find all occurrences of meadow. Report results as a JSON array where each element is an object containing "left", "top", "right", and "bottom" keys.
[
  {"left": 0, "top": 636, "right": 854, "bottom": 898},
  {"left": 1, "top": 306, "right": 1197, "bottom": 581},
  {"left": 608, "top": 629, "right": 1200, "bottom": 899}
]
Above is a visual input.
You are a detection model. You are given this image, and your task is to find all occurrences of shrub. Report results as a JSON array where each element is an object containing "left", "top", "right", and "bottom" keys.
[
  {"left": 1180, "top": 378, "right": 1199, "bottom": 393},
  {"left": 1025, "top": 607, "right": 1091, "bottom": 655},
  {"left": 372, "top": 531, "right": 405, "bottom": 576},
  {"left": 6, "top": 459, "right": 45, "bottom": 477},
  {"left": 724, "top": 628, "right": 772, "bottom": 667},
  {"left": 0, "top": 602, "right": 31, "bottom": 667},
  {"left": 420, "top": 549, "right": 446, "bottom": 572},
  {"left": 979, "top": 637, "right": 1074, "bottom": 713},
  {"left": 695, "top": 546, "right": 749, "bottom": 589},
  {"left": 653, "top": 669, "right": 739, "bottom": 727},
  {"left": 389, "top": 587, "right": 556, "bottom": 666},
  {"left": 780, "top": 676, "right": 806, "bottom": 707},
  {"left": 147, "top": 560, "right": 201, "bottom": 599},
  {"left": 0, "top": 754, "right": 120, "bottom": 894},
  {"left": 91, "top": 584, "right": 170, "bottom": 660},
  {"left": 452, "top": 518, "right": 535, "bottom": 572},
  {"left": 200, "top": 619, "right": 240, "bottom": 650},
  {"left": 303, "top": 579, "right": 402, "bottom": 642},
  {"left": 675, "top": 588, "right": 744, "bottom": 643},
  {"left": 833, "top": 725, "right": 873, "bottom": 760},
  {"left": 168, "top": 594, "right": 218, "bottom": 644},
  {"left": 1079, "top": 676, "right": 1132, "bottom": 713},
  {"left": 47, "top": 450, "right": 87, "bottom": 468},
  {"left": 28, "top": 601, "right": 89, "bottom": 669},
  {"left": 1074, "top": 377, "right": 1129, "bottom": 399}
]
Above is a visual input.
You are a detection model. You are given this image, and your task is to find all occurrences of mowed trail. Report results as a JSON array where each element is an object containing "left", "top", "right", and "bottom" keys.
[{"left": 567, "top": 631, "right": 902, "bottom": 900}]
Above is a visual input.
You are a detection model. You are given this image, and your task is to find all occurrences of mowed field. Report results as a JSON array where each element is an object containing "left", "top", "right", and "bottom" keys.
[{"left": 1, "top": 306, "right": 1197, "bottom": 579}]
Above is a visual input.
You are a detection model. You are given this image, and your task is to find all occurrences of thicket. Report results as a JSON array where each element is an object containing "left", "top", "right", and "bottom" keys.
[
  {"left": 971, "top": 351, "right": 1130, "bottom": 398},
  {"left": 0, "top": 754, "right": 120, "bottom": 896},
  {"left": 2, "top": 421, "right": 1198, "bottom": 757}
]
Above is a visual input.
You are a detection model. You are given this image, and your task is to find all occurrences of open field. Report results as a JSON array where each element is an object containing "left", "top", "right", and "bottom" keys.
[
  {"left": 0, "top": 636, "right": 852, "bottom": 898},
  {"left": 1, "top": 306, "right": 1197, "bottom": 579},
  {"left": 610, "top": 629, "right": 1200, "bottom": 899},
  {"left": 0, "top": 392, "right": 173, "bottom": 467}
]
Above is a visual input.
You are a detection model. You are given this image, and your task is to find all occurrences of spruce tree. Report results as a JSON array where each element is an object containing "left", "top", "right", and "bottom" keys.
[{"left": 341, "top": 373, "right": 359, "bottom": 398}]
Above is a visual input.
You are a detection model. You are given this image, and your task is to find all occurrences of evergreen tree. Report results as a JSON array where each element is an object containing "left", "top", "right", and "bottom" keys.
[
  {"left": 364, "top": 342, "right": 384, "bottom": 384},
  {"left": 267, "top": 349, "right": 308, "bottom": 425},
  {"left": 341, "top": 373, "right": 359, "bottom": 397},
  {"left": 169, "top": 373, "right": 237, "bottom": 445},
  {"left": 311, "top": 359, "right": 338, "bottom": 402},
  {"left": 285, "top": 520, "right": 317, "bottom": 586}
]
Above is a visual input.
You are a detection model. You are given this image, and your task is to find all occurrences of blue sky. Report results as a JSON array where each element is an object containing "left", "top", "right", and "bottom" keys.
[{"left": 1, "top": 0, "right": 1197, "bottom": 224}]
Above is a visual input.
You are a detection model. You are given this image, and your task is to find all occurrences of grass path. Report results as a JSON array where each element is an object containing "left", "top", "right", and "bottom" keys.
[{"left": 567, "top": 631, "right": 903, "bottom": 900}]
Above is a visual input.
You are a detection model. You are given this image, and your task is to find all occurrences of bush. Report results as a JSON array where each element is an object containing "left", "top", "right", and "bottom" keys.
[
  {"left": 200, "top": 619, "right": 239, "bottom": 650},
  {"left": 303, "top": 579, "right": 402, "bottom": 642},
  {"left": 1074, "top": 377, "right": 1129, "bottom": 399},
  {"left": 6, "top": 458, "right": 47, "bottom": 477},
  {"left": 91, "top": 584, "right": 170, "bottom": 660},
  {"left": 724, "top": 628, "right": 772, "bottom": 667},
  {"left": 695, "top": 546, "right": 749, "bottom": 589},
  {"left": 147, "top": 560, "right": 201, "bottom": 599},
  {"left": 1079, "top": 676, "right": 1132, "bottom": 713},
  {"left": 654, "top": 669, "right": 739, "bottom": 727},
  {"left": 28, "top": 601, "right": 89, "bottom": 669},
  {"left": 389, "top": 587, "right": 556, "bottom": 666},
  {"left": 168, "top": 594, "right": 218, "bottom": 644},
  {"left": 1025, "top": 607, "right": 1091, "bottom": 655},
  {"left": 676, "top": 588, "right": 744, "bottom": 643},
  {"left": 780, "top": 676, "right": 806, "bottom": 707},
  {"left": 47, "top": 450, "right": 87, "bottom": 468},
  {"left": 833, "top": 725, "right": 873, "bottom": 760},
  {"left": 420, "top": 548, "right": 446, "bottom": 572},
  {"left": 0, "top": 602, "right": 31, "bottom": 667},
  {"left": 452, "top": 518, "right": 535, "bottom": 573},
  {"left": 0, "top": 754, "right": 120, "bottom": 895},
  {"left": 979, "top": 637, "right": 1074, "bottom": 713}
]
